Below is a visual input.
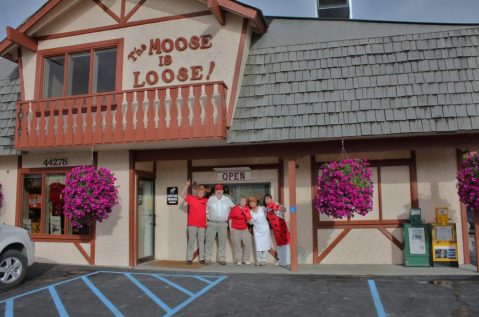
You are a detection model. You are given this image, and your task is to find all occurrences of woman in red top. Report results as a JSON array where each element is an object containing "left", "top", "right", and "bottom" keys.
[
  {"left": 264, "top": 194, "right": 291, "bottom": 267},
  {"left": 181, "top": 180, "right": 208, "bottom": 265},
  {"left": 229, "top": 197, "right": 253, "bottom": 265}
]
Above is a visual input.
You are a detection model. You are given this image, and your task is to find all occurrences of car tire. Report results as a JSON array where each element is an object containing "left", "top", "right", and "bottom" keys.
[{"left": 0, "top": 249, "right": 27, "bottom": 290}]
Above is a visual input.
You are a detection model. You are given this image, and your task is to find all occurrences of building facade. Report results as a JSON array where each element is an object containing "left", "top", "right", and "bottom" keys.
[{"left": 0, "top": 0, "right": 478, "bottom": 269}]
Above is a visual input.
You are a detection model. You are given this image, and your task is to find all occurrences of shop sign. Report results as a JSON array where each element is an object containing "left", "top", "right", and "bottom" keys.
[
  {"left": 214, "top": 167, "right": 251, "bottom": 182},
  {"left": 167, "top": 187, "right": 178, "bottom": 205},
  {"left": 128, "top": 34, "right": 216, "bottom": 88},
  {"left": 22, "top": 153, "right": 93, "bottom": 169}
]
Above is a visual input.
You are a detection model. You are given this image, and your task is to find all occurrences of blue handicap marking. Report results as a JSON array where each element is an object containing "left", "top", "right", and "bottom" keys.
[
  {"left": 368, "top": 280, "right": 387, "bottom": 317},
  {"left": 289, "top": 205, "right": 297, "bottom": 214},
  {"left": 0, "top": 271, "right": 227, "bottom": 317}
]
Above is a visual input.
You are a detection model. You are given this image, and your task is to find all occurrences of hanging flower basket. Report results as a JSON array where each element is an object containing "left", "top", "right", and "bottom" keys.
[
  {"left": 316, "top": 159, "right": 374, "bottom": 219},
  {"left": 63, "top": 166, "right": 119, "bottom": 228},
  {"left": 457, "top": 152, "right": 479, "bottom": 211},
  {"left": 0, "top": 183, "right": 3, "bottom": 209}
]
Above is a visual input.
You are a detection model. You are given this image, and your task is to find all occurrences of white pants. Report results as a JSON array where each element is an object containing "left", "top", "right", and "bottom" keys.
[
  {"left": 256, "top": 251, "right": 268, "bottom": 263},
  {"left": 277, "top": 244, "right": 291, "bottom": 266}
]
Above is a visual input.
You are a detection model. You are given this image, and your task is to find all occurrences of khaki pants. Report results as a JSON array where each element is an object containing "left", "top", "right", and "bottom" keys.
[
  {"left": 205, "top": 221, "right": 228, "bottom": 262},
  {"left": 231, "top": 228, "right": 252, "bottom": 263},
  {"left": 187, "top": 226, "right": 206, "bottom": 261}
]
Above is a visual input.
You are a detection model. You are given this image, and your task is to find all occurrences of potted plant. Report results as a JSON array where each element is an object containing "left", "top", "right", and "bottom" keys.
[
  {"left": 457, "top": 151, "right": 479, "bottom": 272},
  {"left": 316, "top": 158, "right": 374, "bottom": 219},
  {"left": 63, "top": 166, "right": 119, "bottom": 228}
]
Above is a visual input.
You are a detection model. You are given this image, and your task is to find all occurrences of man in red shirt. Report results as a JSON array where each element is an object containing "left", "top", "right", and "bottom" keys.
[
  {"left": 229, "top": 197, "right": 253, "bottom": 265},
  {"left": 181, "top": 180, "right": 207, "bottom": 265}
]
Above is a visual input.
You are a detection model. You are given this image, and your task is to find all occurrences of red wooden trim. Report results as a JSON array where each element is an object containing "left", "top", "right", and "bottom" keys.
[
  {"left": 410, "top": 150, "right": 419, "bottom": 208},
  {"left": 474, "top": 211, "right": 479, "bottom": 272},
  {"left": 88, "top": 49, "right": 94, "bottom": 95},
  {"left": 129, "top": 150, "right": 136, "bottom": 267},
  {"left": 377, "top": 227, "right": 403, "bottom": 250},
  {"left": 311, "top": 155, "right": 319, "bottom": 263},
  {"left": 316, "top": 219, "right": 407, "bottom": 228},
  {"left": 227, "top": 18, "right": 248, "bottom": 125},
  {"left": 121, "top": 0, "right": 126, "bottom": 20},
  {"left": 93, "top": 0, "right": 121, "bottom": 23},
  {"left": 15, "top": 156, "right": 23, "bottom": 227},
  {"left": 0, "top": 40, "right": 13, "bottom": 56},
  {"left": 6, "top": 27, "right": 37, "bottom": 52},
  {"left": 456, "top": 149, "right": 471, "bottom": 264},
  {"left": 17, "top": 47, "right": 25, "bottom": 101},
  {"left": 288, "top": 158, "right": 298, "bottom": 272},
  {"left": 316, "top": 228, "right": 351, "bottom": 264},
  {"left": 38, "top": 38, "right": 123, "bottom": 57},
  {"left": 36, "top": 11, "right": 212, "bottom": 41},
  {"left": 32, "top": 235, "right": 92, "bottom": 243},
  {"left": 208, "top": 0, "right": 225, "bottom": 25},
  {"left": 90, "top": 223, "right": 96, "bottom": 265},
  {"left": 74, "top": 242, "right": 94, "bottom": 265},
  {"left": 135, "top": 133, "right": 479, "bottom": 162},
  {"left": 124, "top": 0, "right": 147, "bottom": 22},
  {"left": 217, "top": 0, "right": 266, "bottom": 34},
  {"left": 377, "top": 165, "right": 383, "bottom": 221},
  {"left": 278, "top": 158, "right": 284, "bottom": 204}
]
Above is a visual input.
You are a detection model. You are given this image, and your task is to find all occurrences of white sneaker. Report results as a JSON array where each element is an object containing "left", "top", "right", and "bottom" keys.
[
  {"left": 242, "top": 261, "right": 251, "bottom": 265},
  {"left": 259, "top": 261, "right": 266, "bottom": 266},
  {"left": 236, "top": 261, "right": 242, "bottom": 266},
  {"left": 274, "top": 261, "right": 280, "bottom": 266}
]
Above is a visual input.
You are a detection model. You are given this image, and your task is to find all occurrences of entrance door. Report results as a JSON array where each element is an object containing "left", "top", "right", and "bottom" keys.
[{"left": 137, "top": 178, "right": 155, "bottom": 262}]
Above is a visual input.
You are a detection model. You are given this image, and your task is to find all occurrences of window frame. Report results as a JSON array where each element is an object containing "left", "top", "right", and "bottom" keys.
[
  {"left": 35, "top": 38, "right": 124, "bottom": 100},
  {"left": 16, "top": 166, "right": 94, "bottom": 242}
]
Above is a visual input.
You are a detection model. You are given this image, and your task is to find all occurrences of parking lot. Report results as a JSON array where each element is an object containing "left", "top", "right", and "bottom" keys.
[{"left": 0, "top": 264, "right": 478, "bottom": 316}]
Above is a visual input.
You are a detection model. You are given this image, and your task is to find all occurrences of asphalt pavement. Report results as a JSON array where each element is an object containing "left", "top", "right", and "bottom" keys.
[{"left": 0, "top": 263, "right": 478, "bottom": 316}]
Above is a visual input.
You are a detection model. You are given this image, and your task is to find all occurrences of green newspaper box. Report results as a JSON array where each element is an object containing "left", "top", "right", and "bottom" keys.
[{"left": 403, "top": 208, "right": 431, "bottom": 267}]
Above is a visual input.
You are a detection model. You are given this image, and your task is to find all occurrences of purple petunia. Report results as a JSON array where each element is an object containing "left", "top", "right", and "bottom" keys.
[
  {"left": 457, "top": 152, "right": 479, "bottom": 212},
  {"left": 0, "top": 183, "right": 3, "bottom": 209},
  {"left": 62, "top": 166, "right": 119, "bottom": 228},
  {"left": 315, "top": 159, "right": 374, "bottom": 219}
]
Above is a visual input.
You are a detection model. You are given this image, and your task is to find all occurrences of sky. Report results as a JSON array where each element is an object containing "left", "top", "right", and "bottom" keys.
[{"left": 1, "top": 0, "right": 479, "bottom": 39}]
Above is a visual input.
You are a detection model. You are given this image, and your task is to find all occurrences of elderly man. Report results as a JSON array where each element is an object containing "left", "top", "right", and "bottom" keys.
[{"left": 204, "top": 184, "right": 234, "bottom": 265}]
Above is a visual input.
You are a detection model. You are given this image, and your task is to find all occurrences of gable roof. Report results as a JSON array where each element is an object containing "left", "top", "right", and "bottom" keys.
[
  {"left": 0, "top": 77, "right": 20, "bottom": 156},
  {"left": 0, "top": 0, "right": 266, "bottom": 60},
  {"left": 228, "top": 20, "right": 479, "bottom": 143}
]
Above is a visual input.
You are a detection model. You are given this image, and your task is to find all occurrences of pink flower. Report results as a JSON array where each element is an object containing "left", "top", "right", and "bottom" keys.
[
  {"left": 315, "top": 159, "right": 374, "bottom": 219},
  {"left": 62, "top": 166, "right": 119, "bottom": 228},
  {"left": 457, "top": 152, "right": 479, "bottom": 212},
  {"left": 0, "top": 183, "right": 3, "bottom": 209}
]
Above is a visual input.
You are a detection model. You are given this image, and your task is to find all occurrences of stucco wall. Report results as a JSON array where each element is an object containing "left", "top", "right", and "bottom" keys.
[
  {"left": 95, "top": 150, "right": 130, "bottom": 266},
  {"left": 0, "top": 156, "right": 18, "bottom": 226}
]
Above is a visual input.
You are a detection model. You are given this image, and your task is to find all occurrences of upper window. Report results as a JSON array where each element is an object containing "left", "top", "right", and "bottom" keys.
[
  {"left": 43, "top": 47, "right": 117, "bottom": 98},
  {"left": 318, "top": 0, "right": 350, "bottom": 19}
]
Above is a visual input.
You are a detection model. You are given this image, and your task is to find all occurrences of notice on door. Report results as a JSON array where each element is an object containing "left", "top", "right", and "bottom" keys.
[
  {"left": 408, "top": 227, "right": 426, "bottom": 255},
  {"left": 167, "top": 187, "right": 178, "bottom": 205}
]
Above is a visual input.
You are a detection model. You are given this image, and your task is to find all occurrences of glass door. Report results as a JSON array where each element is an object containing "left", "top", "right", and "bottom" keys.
[{"left": 137, "top": 177, "right": 155, "bottom": 261}]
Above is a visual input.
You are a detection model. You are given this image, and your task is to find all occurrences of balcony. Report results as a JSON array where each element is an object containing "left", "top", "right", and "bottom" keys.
[{"left": 15, "top": 82, "right": 227, "bottom": 149}]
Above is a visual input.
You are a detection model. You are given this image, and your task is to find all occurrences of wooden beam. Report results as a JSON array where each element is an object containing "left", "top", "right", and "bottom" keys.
[
  {"left": 288, "top": 158, "right": 298, "bottom": 272},
  {"left": 456, "top": 149, "right": 471, "bottom": 265},
  {"left": 93, "top": 0, "right": 122, "bottom": 24},
  {"left": 377, "top": 228, "right": 403, "bottom": 250},
  {"left": 207, "top": 0, "right": 225, "bottom": 25},
  {"left": 135, "top": 133, "right": 479, "bottom": 162},
  {"left": 217, "top": 0, "right": 266, "bottom": 34},
  {"left": 316, "top": 228, "right": 351, "bottom": 264},
  {"left": 475, "top": 211, "right": 479, "bottom": 273},
  {"left": 6, "top": 27, "right": 37, "bottom": 52}
]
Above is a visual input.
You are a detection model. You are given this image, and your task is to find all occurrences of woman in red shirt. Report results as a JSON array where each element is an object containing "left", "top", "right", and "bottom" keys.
[
  {"left": 229, "top": 197, "right": 253, "bottom": 265},
  {"left": 181, "top": 180, "right": 208, "bottom": 265},
  {"left": 264, "top": 194, "right": 290, "bottom": 267}
]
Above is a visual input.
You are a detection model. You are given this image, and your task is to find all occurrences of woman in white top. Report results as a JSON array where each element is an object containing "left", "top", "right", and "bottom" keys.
[{"left": 248, "top": 196, "right": 270, "bottom": 266}]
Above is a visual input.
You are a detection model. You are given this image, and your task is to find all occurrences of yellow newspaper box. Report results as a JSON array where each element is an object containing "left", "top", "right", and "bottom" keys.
[{"left": 431, "top": 208, "right": 459, "bottom": 267}]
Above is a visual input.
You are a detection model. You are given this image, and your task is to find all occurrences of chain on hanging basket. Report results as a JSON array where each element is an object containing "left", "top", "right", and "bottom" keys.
[
  {"left": 315, "top": 140, "right": 374, "bottom": 219},
  {"left": 457, "top": 152, "right": 479, "bottom": 211}
]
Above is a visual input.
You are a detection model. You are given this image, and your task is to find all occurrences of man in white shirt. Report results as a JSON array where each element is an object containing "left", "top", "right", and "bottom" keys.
[{"left": 204, "top": 184, "right": 234, "bottom": 265}]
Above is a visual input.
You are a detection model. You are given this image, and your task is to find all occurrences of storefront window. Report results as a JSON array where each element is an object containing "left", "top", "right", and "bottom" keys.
[
  {"left": 21, "top": 171, "right": 91, "bottom": 239},
  {"left": 42, "top": 46, "right": 118, "bottom": 98}
]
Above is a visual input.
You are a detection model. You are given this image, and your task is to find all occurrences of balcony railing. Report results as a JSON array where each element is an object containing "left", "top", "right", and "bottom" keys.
[{"left": 15, "top": 82, "right": 227, "bottom": 149}]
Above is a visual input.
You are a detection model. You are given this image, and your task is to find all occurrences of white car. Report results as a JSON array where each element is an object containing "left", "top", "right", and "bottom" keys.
[{"left": 0, "top": 224, "right": 35, "bottom": 290}]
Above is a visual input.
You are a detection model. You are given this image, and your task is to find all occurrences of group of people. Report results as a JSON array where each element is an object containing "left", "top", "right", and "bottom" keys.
[{"left": 181, "top": 181, "right": 291, "bottom": 267}]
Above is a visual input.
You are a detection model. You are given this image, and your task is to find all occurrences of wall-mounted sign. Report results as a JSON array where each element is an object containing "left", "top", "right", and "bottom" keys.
[
  {"left": 213, "top": 167, "right": 251, "bottom": 182},
  {"left": 22, "top": 153, "right": 93, "bottom": 169},
  {"left": 128, "top": 34, "right": 216, "bottom": 88},
  {"left": 167, "top": 187, "right": 178, "bottom": 205}
]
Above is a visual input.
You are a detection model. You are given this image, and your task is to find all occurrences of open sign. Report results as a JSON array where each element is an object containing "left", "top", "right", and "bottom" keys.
[{"left": 218, "top": 171, "right": 251, "bottom": 181}]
